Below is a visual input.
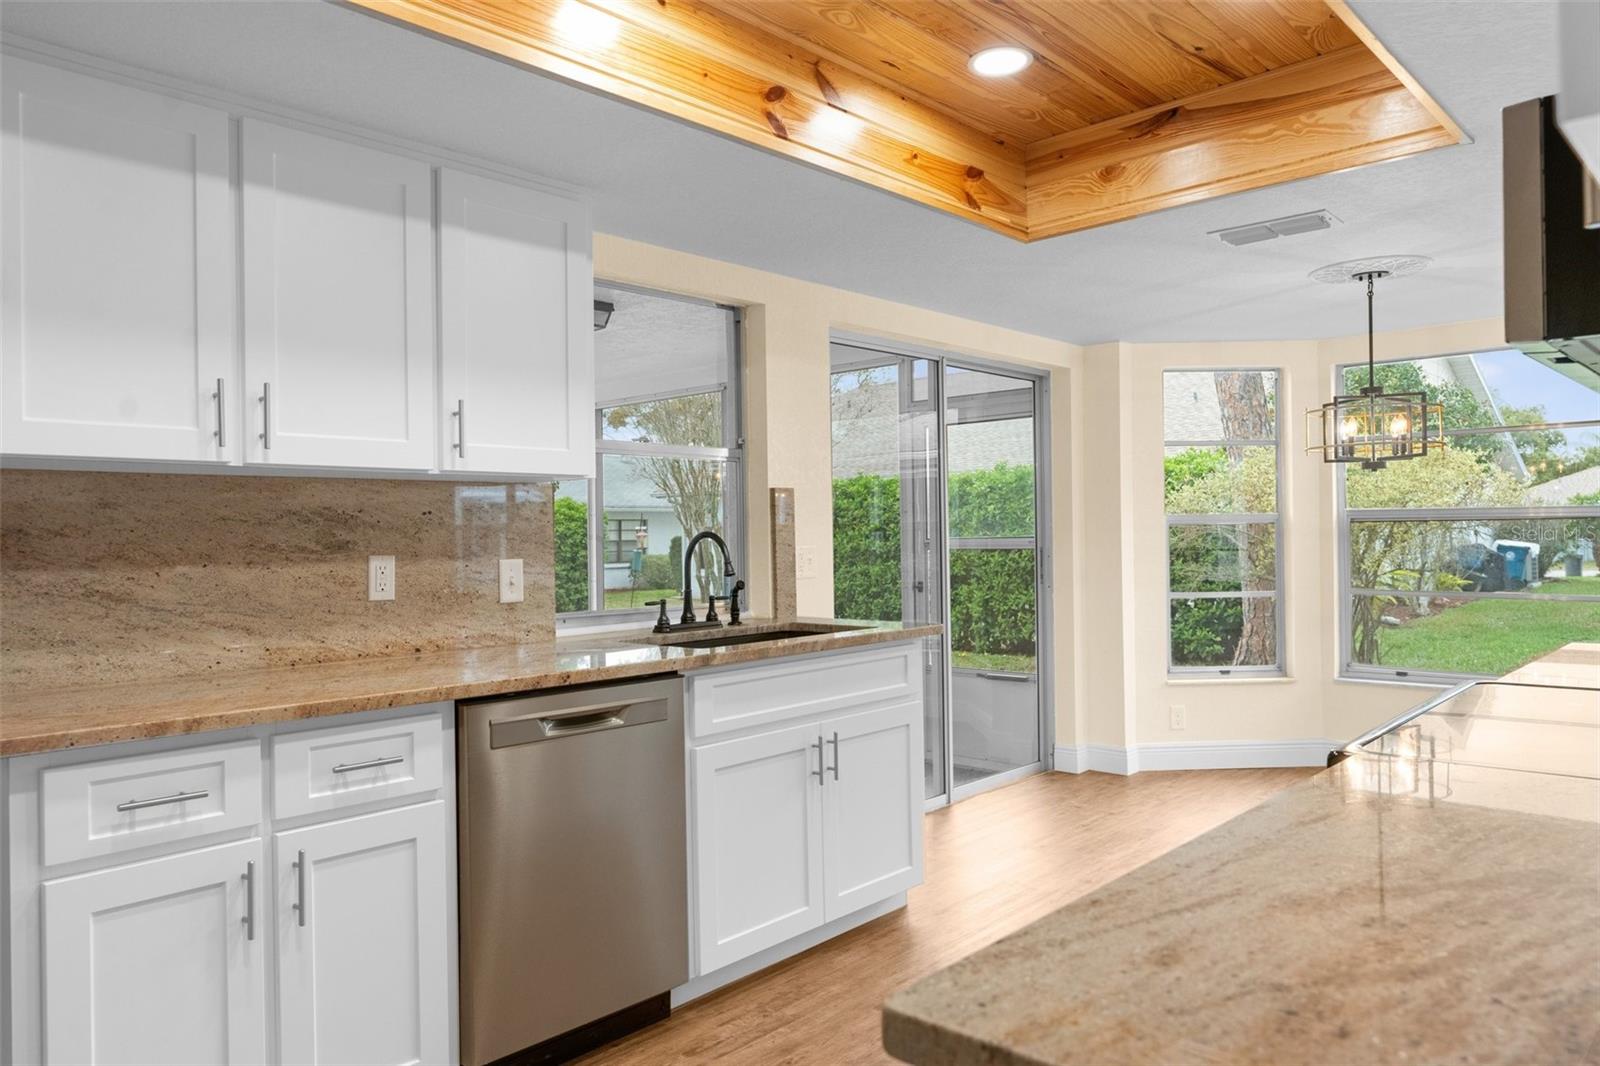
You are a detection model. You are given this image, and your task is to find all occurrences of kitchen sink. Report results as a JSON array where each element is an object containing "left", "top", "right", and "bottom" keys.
[{"left": 637, "top": 624, "right": 861, "bottom": 650}]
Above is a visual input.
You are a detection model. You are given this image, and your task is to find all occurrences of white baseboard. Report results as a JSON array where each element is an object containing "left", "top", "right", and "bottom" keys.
[
  {"left": 1054, "top": 739, "right": 1333, "bottom": 775},
  {"left": 670, "top": 891, "right": 907, "bottom": 1008}
]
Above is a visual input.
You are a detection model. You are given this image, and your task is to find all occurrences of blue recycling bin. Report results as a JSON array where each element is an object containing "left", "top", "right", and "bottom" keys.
[{"left": 1493, "top": 541, "right": 1538, "bottom": 589}]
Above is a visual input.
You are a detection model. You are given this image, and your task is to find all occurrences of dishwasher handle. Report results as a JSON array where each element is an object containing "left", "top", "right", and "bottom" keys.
[{"left": 488, "top": 695, "right": 670, "bottom": 748}]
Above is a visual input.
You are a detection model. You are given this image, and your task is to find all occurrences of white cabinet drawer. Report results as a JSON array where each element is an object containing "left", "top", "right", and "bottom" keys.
[
  {"left": 688, "top": 643, "right": 922, "bottom": 740},
  {"left": 271, "top": 709, "right": 444, "bottom": 820},
  {"left": 39, "top": 738, "right": 263, "bottom": 867}
]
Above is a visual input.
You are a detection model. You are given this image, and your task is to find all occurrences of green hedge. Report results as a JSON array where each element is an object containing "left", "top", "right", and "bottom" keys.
[
  {"left": 554, "top": 496, "right": 589, "bottom": 613},
  {"left": 831, "top": 474, "right": 902, "bottom": 622},
  {"left": 833, "top": 468, "right": 1037, "bottom": 655}
]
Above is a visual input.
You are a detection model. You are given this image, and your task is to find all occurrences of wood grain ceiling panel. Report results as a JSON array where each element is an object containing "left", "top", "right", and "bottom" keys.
[{"left": 345, "top": 0, "right": 1463, "bottom": 242}]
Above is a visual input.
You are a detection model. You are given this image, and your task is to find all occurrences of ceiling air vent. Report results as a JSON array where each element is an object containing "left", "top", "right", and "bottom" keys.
[{"left": 1210, "top": 210, "right": 1339, "bottom": 247}]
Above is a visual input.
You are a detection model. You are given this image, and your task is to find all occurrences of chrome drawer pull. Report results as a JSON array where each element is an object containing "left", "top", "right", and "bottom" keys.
[
  {"left": 259, "top": 382, "right": 272, "bottom": 451},
  {"left": 827, "top": 731, "right": 839, "bottom": 780},
  {"left": 116, "top": 788, "right": 209, "bottom": 813},
  {"left": 331, "top": 754, "right": 404, "bottom": 774},
  {"left": 242, "top": 860, "right": 256, "bottom": 941},
  {"left": 292, "top": 849, "right": 307, "bottom": 927},
  {"left": 812, "top": 738, "right": 825, "bottom": 783},
  {"left": 213, "top": 377, "right": 226, "bottom": 449}
]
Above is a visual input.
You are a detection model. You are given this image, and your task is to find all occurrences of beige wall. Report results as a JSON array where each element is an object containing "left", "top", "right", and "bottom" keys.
[
  {"left": 594, "top": 234, "right": 1086, "bottom": 743},
  {"left": 596, "top": 231, "right": 1512, "bottom": 766}
]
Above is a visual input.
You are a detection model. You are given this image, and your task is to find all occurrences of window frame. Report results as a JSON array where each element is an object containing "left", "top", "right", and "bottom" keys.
[
  {"left": 556, "top": 281, "right": 745, "bottom": 626},
  {"left": 1334, "top": 348, "right": 1600, "bottom": 683},
  {"left": 1162, "top": 367, "right": 1286, "bottom": 678}
]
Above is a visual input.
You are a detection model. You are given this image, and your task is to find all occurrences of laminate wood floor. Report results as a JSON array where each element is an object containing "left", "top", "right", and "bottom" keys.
[{"left": 580, "top": 766, "right": 1314, "bottom": 1065}]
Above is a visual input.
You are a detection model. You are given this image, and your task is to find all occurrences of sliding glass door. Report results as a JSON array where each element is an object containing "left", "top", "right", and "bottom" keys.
[
  {"left": 945, "top": 364, "right": 1043, "bottom": 795},
  {"left": 829, "top": 350, "right": 948, "bottom": 800},
  {"left": 831, "top": 340, "right": 1049, "bottom": 805}
]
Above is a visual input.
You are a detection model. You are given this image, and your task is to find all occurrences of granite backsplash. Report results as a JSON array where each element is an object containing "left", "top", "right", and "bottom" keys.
[{"left": 0, "top": 469, "right": 556, "bottom": 691}]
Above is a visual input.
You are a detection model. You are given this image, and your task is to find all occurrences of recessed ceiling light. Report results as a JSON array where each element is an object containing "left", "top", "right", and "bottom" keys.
[{"left": 968, "top": 46, "right": 1032, "bottom": 78}]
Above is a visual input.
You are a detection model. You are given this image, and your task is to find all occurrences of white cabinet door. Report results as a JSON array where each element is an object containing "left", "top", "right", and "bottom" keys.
[
  {"left": 242, "top": 119, "right": 435, "bottom": 470},
  {"left": 1, "top": 58, "right": 235, "bottom": 463},
  {"left": 41, "top": 838, "right": 267, "bottom": 1065},
  {"left": 692, "top": 722, "right": 825, "bottom": 974},
  {"left": 821, "top": 701, "right": 924, "bottom": 922},
  {"left": 276, "top": 801, "right": 449, "bottom": 1066},
  {"left": 439, "top": 168, "right": 592, "bottom": 478}
]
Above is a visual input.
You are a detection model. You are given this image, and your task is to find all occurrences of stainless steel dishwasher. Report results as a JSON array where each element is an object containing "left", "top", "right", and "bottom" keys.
[{"left": 457, "top": 677, "right": 687, "bottom": 1065}]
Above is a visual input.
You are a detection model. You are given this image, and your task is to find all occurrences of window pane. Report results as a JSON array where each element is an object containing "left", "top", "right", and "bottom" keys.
[
  {"left": 1168, "top": 522, "right": 1276, "bottom": 592},
  {"left": 1342, "top": 349, "right": 1600, "bottom": 433},
  {"left": 1348, "top": 517, "right": 1600, "bottom": 593},
  {"left": 601, "top": 390, "right": 724, "bottom": 446},
  {"left": 1349, "top": 593, "right": 1600, "bottom": 676},
  {"left": 1164, "top": 446, "right": 1277, "bottom": 514},
  {"left": 831, "top": 365, "right": 903, "bottom": 622},
  {"left": 1163, "top": 370, "right": 1278, "bottom": 441},
  {"left": 949, "top": 548, "right": 1037, "bottom": 672},
  {"left": 600, "top": 452, "right": 728, "bottom": 610},
  {"left": 595, "top": 284, "right": 728, "bottom": 407},
  {"left": 948, "top": 419, "right": 1035, "bottom": 538},
  {"left": 553, "top": 481, "right": 592, "bottom": 613},
  {"left": 1170, "top": 596, "right": 1277, "bottom": 667}
]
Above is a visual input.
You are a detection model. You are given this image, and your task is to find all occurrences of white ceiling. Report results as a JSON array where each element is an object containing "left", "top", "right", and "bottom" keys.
[{"left": 0, "top": 0, "right": 1563, "bottom": 345}]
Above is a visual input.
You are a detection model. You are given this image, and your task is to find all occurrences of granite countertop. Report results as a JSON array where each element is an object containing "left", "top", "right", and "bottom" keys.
[
  {"left": 0, "top": 619, "right": 939, "bottom": 756},
  {"left": 884, "top": 643, "right": 1600, "bottom": 1066}
]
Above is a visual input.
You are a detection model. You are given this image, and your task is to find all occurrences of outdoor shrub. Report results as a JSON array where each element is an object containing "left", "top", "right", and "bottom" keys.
[
  {"left": 832, "top": 474, "right": 902, "bottom": 621},
  {"left": 554, "top": 496, "right": 589, "bottom": 612}
]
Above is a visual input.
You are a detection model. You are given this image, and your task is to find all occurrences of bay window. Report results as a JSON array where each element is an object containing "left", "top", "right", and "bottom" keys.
[
  {"left": 1163, "top": 369, "right": 1283, "bottom": 675},
  {"left": 1338, "top": 348, "right": 1600, "bottom": 679}
]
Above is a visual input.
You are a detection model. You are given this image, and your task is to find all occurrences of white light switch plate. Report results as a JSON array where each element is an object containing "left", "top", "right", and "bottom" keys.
[
  {"left": 796, "top": 546, "right": 817, "bottom": 580},
  {"left": 1169, "top": 704, "right": 1187, "bottom": 730},
  {"left": 499, "top": 558, "right": 524, "bottom": 604},
  {"left": 368, "top": 555, "right": 395, "bottom": 601}
]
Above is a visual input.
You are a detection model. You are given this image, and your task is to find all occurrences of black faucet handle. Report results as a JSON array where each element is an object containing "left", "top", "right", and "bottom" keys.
[
  {"left": 644, "top": 599, "right": 671, "bottom": 633},
  {"left": 705, "top": 594, "right": 722, "bottom": 624},
  {"left": 728, "top": 580, "right": 745, "bottom": 625}
]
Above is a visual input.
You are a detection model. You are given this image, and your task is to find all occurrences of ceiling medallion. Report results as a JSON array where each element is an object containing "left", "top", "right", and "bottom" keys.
[{"left": 1305, "top": 259, "right": 1444, "bottom": 469}]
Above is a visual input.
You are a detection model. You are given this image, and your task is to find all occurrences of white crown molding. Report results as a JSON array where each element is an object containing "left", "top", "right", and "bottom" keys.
[{"left": 1055, "top": 739, "right": 1334, "bottom": 776}]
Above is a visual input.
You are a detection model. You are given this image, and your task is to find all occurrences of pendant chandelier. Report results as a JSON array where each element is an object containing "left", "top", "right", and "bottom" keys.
[{"left": 1306, "top": 257, "right": 1443, "bottom": 469}]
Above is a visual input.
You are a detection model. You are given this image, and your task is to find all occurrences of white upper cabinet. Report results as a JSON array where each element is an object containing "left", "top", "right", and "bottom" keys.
[
  {"left": 439, "top": 168, "right": 593, "bottom": 477},
  {"left": 1, "top": 58, "right": 235, "bottom": 463},
  {"left": 241, "top": 119, "right": 436, "bottom": 471}
]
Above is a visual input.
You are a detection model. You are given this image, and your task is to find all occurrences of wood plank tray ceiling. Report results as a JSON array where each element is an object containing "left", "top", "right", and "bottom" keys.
[{"left": 348, "top": 0, "right": 1464, "bottom": 241}]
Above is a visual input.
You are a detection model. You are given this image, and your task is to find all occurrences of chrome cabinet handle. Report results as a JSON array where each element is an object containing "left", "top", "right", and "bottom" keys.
[
  {"left": 116, "top": 788, "right": 209, "bottom": 813},
  {"left": 811, "top": 738, "right": 824, "bottom": 783},
  {"left": 453, "top": 399, "right": 465, "bottom": 457},
  {"left": 331, "top": 754, "right": 404, "bottom": 774},
  {"left": 259, "top": 383, "right": 272, "bottom": 451},
  {"left": 827, "top": 731, "right": 839, "bottom": 780},
  {"left": 213, "top": 378, "right": 226, "bottom": 449},
  {"left": 241, "top": 860, "right": 255, "bottom": 941},
  {"left": 292, "top": 849, "right": 306, "bottom": 927}
]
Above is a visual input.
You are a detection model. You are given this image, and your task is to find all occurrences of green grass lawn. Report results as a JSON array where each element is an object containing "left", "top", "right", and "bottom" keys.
[
  {"left": 1371, "top": 575, "right": 1600, "bottom": 676},
  {"left": 950, "top": 650, "right": 1036, "bottom": 673},
  {"left": 602, "top": 586, "right": 679, "bottom": 610}
]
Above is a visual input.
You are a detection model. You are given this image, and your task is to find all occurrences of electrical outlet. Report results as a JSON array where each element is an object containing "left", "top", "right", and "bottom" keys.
[
  {"left": 796, "top": 546, "right": 817, "bottom": 580},
  {"left": 367, "top": 555, "right": 395, "bottom": 601},
  {"left": 499, "top": 558, "right": 524, "bottom": 604},
  {"left": 1169, "top": 704, "right": 1187, "bottom": 731}
]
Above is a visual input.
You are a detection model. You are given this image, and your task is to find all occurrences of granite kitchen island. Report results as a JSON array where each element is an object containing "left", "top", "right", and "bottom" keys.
[{"left": 884, "top": 644, "right": 1600, "bottom": 1065}]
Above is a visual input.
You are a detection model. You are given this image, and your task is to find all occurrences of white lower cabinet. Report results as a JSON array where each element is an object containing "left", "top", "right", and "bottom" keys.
[
  {"left": 41, "top": 838, "right": 269, "bottom": 1065},
  {"left": 688, "top": 646, "right": 924, "bottom": 978},
  {"left": 8, "top": 706, "right": 454, "bottom": 1066},
  {"left": 275, "top": 802, "right": 450, "bottom": 1066},
  {"left": 692, "top": 722, "right": 826, "bottom": 974},
  {"left": 822, "top": 702, "right": 923, "bottom": 922}
]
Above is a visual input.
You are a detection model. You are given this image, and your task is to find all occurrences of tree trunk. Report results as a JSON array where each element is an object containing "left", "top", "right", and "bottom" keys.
[{"left": 1214, "top": 372, "right": 1276, "bottom": 666}]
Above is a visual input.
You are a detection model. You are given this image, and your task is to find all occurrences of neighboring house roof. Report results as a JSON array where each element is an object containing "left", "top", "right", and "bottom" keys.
[
  {"left": 831, "top": 377, "right": 1034, "bottom": 478},
  {"left": 1528, "top": 464, "right": 1600, "bottom": 504}
]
